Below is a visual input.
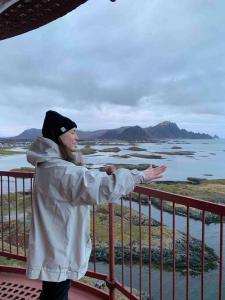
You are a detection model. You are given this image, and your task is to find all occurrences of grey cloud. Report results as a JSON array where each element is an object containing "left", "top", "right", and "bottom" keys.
[{"left": 0, "top": 0, "right": 225, "bottom": 136}]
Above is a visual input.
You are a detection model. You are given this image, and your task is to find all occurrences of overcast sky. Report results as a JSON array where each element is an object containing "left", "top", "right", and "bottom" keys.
[{"left": 0, "top": 0, "right": 224, "bottom": 137}]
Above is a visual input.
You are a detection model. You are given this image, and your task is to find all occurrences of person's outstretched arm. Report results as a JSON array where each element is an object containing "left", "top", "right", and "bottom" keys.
[{"left": 61, "top": 164, "right": 166, "bottom": 206}]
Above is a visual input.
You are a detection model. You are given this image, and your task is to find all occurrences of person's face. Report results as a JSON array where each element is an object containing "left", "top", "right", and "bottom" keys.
[{"left": 59, "top": 128, "right": 78, "bottom": 152}]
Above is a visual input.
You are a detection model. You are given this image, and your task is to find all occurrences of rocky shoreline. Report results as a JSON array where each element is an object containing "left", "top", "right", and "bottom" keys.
[
  {"left": 91, "top": 238, "right": 217, "bottom": 276},
  {"left": 90, "top": 205, "right": 218, "bottom": 276}
]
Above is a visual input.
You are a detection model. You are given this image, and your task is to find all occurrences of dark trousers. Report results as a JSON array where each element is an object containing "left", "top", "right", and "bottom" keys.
[{"left": 39, "top": 279, "right": 71, "bottom": 300}]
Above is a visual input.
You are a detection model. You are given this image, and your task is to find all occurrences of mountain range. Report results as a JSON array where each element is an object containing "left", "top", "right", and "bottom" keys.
[{"left": 3, "top": 121, "right": 214, "bottom": 141}]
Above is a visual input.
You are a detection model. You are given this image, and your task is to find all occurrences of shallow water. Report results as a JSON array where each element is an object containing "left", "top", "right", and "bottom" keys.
[
  {"left": 83, "top": 138, "right": 225, "bottom": 180},
  {"left": 1, "top": 139, "right": 224, "bottom": 180}
]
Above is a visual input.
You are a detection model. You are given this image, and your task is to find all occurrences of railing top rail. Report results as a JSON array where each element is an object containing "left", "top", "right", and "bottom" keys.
[
  {"left": 0, "top": 171, "right": 34, "bottom": 178},
  {"left": 134, "top": 185, "right": 225, "bottom": 216},
  {"left": 1, "top": 171, "right": 224, "bottom": 216}
]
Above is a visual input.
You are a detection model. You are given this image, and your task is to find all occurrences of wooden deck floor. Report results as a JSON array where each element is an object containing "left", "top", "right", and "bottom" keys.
[{"left": 0, "top": 271, "right": 107, "bottom": 300}]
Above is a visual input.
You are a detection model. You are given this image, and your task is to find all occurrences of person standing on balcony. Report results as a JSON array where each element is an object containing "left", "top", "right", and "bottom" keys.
[{"left": 26, "top": 110, "right": 167, "bottom": 300}]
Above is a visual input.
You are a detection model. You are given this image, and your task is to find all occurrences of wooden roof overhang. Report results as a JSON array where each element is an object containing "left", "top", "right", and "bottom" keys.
[{"left": 0, "top": 0, "right": 107, "bottom": 41}]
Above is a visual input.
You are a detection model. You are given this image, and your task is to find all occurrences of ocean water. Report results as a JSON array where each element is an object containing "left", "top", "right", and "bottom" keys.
[
  {"left": 83, "top": 138, "right": 225, "bottom": 181},
  {"left": 0, "top": 139, "right": 224, "bottom": 181}
]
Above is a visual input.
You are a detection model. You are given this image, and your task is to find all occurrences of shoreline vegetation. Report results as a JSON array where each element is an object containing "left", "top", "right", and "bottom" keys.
[{"left": 0, "top": 148, "right": 24, "bottom": 155}]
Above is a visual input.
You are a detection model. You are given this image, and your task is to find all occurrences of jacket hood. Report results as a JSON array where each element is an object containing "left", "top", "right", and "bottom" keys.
[{"left": 27, "top": 137, "right": 62, "bottom": 166}]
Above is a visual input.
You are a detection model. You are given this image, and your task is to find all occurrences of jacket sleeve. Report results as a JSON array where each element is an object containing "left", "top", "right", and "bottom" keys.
[{"left": 62, "top": 166, "right": 144, "bottom": 206}]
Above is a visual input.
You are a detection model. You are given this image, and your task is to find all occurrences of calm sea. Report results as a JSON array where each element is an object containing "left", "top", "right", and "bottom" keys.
[{"left": 1, "top": 138, "right": 224, "bottom": 180}]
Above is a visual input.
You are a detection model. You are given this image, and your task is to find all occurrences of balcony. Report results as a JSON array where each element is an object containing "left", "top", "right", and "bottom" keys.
[{"left": 0, "top": 170, "right": 225, "bottom": 299}]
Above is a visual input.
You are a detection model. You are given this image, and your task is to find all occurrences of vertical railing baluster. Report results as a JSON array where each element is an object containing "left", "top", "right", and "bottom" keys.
[
  {"left": 148, "top": 196, "right": 152, "bottom": 300},
  {"left": 129, "top": 192, "right": 133, "bottom": 294},
  {"left": 28, "top": 177, "right": 33, "bottom": 256},
  {"left": 15, "top": 177, "right": 18, "bottom": 256},
  {"left": 92, "top": 205, "right": 96, "bottom": 273},
  {"left": 139, "top": 192, "right": 142, "bottom": 299},
  {"left": 121, "top": 197, "right": 124, "bottom": 287},
  {"left": 201, "top": 210, "right": 205, "bottom": 300},
  {"left": 108, "top": 203, "right": 115, "bottom": 300},
  {"left": 160, "top": 198, "right": 163, "bottom": 300},
  {"left": 30, "top": 177, "right": 33, "bottom": 211},
  {"left": 30, "top": 177, "right": 33, "bottom": 210},
  {"left": 0, "top": 175, "right": 4, "bottom": 252},
  {"left": 173, "top": 202, "right": 176, "bottom": 300},
  {"left": 219, "top": 215, "right": 223, "bottom": 300},
  {"left": 23, "top": 178, "right": 26, "bottom": 256},
  {"left": 8, "top": 176, "right": 11, "bottom": 253},
  {"left": 186, "top": 206, "right": 190, "bottom": 300}
]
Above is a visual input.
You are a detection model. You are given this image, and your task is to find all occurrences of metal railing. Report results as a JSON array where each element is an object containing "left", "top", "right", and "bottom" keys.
[{"left": 0, "top": 171, "right": 225, "bottom": 300}]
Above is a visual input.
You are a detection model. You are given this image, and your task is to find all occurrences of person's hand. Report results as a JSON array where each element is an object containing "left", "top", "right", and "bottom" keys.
[
  {"left": 105, "top": 164, "right": 117, "bottom": 175},
  {"left": 143, "top": 165, "right": 167, "bottom": 181}
]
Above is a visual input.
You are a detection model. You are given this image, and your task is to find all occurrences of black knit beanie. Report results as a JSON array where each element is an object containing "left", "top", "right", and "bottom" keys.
[{"left": 42, "top": 110, "right": 77, "bottom": 144}]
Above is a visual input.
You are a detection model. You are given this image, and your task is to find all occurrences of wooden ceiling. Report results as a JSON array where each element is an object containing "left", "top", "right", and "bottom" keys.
[{"left": 0, "top": 0, "right": 89, "bottom": 40}]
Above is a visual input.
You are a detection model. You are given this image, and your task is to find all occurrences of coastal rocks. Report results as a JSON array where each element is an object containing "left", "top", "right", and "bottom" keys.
[
  {"left": 99, "top": 164, "right": 151, "bottom": 171},
  {"left": 112, "top": 154, "right": 130, "bottom": 159},
  {"left": 126, "top": 146, "right": 147, "bottom": 151},
  {"left": 129, "top": 153, "right": 163, "bottom": 159},
  {"left": 80, "top": 146, "right": 97, "bottom": 155},
  {"left": 90, "top": 234, "right": 218, "bottom": 276},
  {"left": 155, "top": 151, "right": 195, "bottom": 156},
  {"left": 91, "top": 205, "right": 218, "bottom": 276},
  {"left": 187, "top": 177, "right": 207, "bottom": 184}
]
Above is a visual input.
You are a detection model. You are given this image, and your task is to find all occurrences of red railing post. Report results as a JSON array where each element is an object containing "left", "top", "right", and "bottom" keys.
[
  {"left": 219, "top": 216, "right": 223, "bottom": 300},
  {"left": 108, "top": 203, "right": 115, "bottom": 299}
]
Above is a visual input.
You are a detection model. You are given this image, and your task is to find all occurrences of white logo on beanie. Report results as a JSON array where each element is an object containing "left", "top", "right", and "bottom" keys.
[{"left": 60, "top": 127, "right": 66, "bottom": 133}]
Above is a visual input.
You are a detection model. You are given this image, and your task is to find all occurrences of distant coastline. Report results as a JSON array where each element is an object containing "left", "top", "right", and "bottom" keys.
[{"left": 0, "top": 121, "right": 217, "bottom": 142}]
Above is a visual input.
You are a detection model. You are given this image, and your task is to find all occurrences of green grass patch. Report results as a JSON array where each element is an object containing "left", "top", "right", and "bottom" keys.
[
  {"left": 99, "top": 164, "right": 150, "bottom": 171},
  {"left": 112, "top": 154, "right": 130, "bottom": 159},
  {"left": 0, "top": 255, "right": 25, "bottom": 267},
  {"left": 129, "top": 153, "right": 163, "bottom": 159},
  {"left": 80, "top": 146, "right": 97, "bottom": 155},
  {"left": 155, "top": 151, "right": 195, "bottom": 156},
  {"left": 1, "top": 192, "right": 31, "bottom": 215},
  {"left": 0, "top": 149, "right": 24, "bottom": 155},
  {"left": 10, "top": 167, "right": 34, "bottom": 172},
  {"left": 99, "top": 147, "right": 121, "bottom": 153},
  {"left": 126, "top": 146, "right": 147, "bottom": 151}
]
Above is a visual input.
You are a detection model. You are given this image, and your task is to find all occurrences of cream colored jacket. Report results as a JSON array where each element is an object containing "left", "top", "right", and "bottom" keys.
[{"left": 26, "top": 137, "right": 144, "bottom": 282}]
